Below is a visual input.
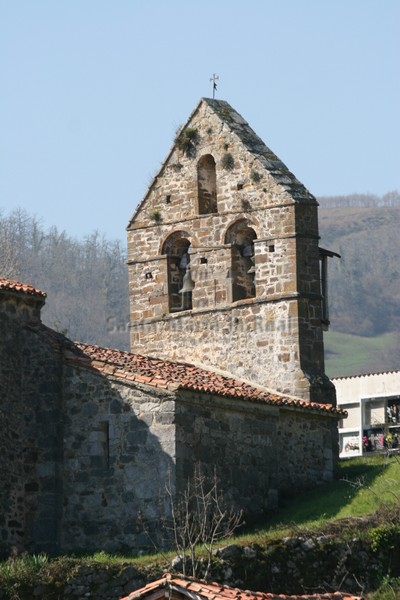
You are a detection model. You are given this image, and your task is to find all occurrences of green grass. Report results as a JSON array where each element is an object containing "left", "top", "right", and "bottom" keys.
[
  {"left": 368, "top": 576, "right": 400, "bottom": 599},
  {"left": 324, "top": 330, "right": 397, "bottom": 377},
  {"left": 229, "top": 454, "right": 400, "bottom": 546}
]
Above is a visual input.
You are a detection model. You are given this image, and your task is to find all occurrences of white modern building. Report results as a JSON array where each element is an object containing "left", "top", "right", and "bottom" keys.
[{"left": 333, "top": 371, "right": 400, "bottom": 458}]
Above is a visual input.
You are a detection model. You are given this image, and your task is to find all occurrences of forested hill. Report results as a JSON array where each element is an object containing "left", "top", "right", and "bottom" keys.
[
  {"left": 1, "top": 192, "right": 399, "bottom": 376},
  {"left": 0, "top": 209, "right": 130, "bottom": 351},
  {"left": 319, "top": 191, "right": 400, "bottom": 376}
]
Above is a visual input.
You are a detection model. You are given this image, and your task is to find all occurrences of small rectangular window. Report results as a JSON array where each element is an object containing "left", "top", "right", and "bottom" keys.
[{"left": 99, "top": 421, "right": 110, "bottom": 467}]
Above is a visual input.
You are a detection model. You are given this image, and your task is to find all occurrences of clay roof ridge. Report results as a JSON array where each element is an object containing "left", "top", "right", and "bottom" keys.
[
  {"left": 0, "top": 277, "right": 46, "bottom": 299},
  {"left": 70, "top": 342, "right": 345, "bottom": 418},
  {"left": 185, "top": 361, "right": 308, "bottom": 402},
  {"left": 119, "top": 574, "right": 364, "bottom": 600}
]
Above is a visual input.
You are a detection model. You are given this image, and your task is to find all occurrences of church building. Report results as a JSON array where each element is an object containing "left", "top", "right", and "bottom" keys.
[{"left": 0, "top": 99, "right": 342, "bottom": 556}]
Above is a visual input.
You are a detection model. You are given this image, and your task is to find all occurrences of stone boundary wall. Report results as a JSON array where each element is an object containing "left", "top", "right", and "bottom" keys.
[{"left": 0, "top": 533, "right": 397, "bottom": 599}]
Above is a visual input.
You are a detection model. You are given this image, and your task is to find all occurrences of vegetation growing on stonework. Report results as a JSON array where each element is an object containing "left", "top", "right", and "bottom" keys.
[
  {"left": 217, "top": 106, "right": 233, "bottom": 121},
  {"left": 149, "top": 209, "right": 162, "bottom": 223},
  {"left": 175, "top": 127, "right": 199, "bottom": 156},
  {"left": 250, "top": 170, "right": 261, "bottom": 183},
  {"left": 221, "top": 152, "right": 234, "bottom": 171}
]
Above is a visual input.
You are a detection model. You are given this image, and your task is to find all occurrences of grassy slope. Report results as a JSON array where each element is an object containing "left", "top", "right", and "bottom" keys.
[
  {"left": 233, "top": 454, "right": 400, "bottom": 544},
  {"left": 324, "top": 330, "right": 397, "bottom": 378}
]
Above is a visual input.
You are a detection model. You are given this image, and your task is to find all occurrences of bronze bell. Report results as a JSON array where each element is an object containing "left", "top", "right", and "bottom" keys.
[{"left": 179, "top": 266, "right": 195, "bottom": 293}]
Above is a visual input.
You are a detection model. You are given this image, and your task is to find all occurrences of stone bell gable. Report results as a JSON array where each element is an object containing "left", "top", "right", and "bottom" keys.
[{"left": 127, "top": 99, "right": 334, "bottom": 404}]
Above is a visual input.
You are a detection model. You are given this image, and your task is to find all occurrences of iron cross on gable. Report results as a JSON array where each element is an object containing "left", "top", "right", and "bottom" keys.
[{"left": 210, "top": 74, "right": 219, "bottom": 99}]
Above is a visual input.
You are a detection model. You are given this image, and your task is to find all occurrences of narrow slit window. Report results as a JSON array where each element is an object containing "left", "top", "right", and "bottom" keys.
[{"left": 197, "top": 155, "right": 217, "bottom": 214}]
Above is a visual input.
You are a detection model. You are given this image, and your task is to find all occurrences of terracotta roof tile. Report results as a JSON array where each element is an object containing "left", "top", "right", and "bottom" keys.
[
  {"left": 67, "top": 342, "right": 346, "bottom": 418},
  {"left": 0, "top": 277, "right": 46, "bottom": 299},
  {"left": 119, "top": 574, "right": 364, "bottom": 600}
]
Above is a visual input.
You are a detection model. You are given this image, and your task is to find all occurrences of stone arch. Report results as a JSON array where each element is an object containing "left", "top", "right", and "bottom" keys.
[
  {"left": 162, "top": 231, "right": 193, "bottom": 312},
  {"left": 225, "top": 219, "right": 257, "bottom": 302},
  {"left": 197, "top": 154, "right": 217, "bottom": 214}
]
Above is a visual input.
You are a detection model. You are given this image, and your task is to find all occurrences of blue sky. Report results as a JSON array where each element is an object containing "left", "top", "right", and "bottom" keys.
[{"left": 1, "top": 0, "right": 399, "bottom": 241}]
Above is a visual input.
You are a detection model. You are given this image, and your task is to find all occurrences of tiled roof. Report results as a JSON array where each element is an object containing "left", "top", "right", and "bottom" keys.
[
  {"left": 67, "top": 342, "right": 345, "bottom": 418},
  {"left": 333, "top": 370, "right": 400, "bottom": 381},
  {"left": 0, "top": 277, "right": 46, "bottom": 299},
  {"left": 119, "top": 573, "right": 363, "bottom": 600}
]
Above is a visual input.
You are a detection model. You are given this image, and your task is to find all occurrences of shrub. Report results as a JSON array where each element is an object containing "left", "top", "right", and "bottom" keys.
[
  {"left": 149, "top": 209, "right": 161, "bottom": 223},
  {"left": 221, "top": 153, "right": 234, "bottom": 171},
  {"left": 175, "top": 127, "right": 199, "bottom": 156},
  {"left": 369, "top": 523, "right": 400, "bottom": 553}
]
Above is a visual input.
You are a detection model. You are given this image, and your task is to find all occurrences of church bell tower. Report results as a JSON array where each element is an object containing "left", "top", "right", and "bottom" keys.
[{"left": 127, "top": 98, "right": 335, "bottom": 404}]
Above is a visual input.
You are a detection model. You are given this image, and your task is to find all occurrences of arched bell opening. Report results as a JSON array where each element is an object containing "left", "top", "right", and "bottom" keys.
[
  {"left": 197, "top": 154, "right": 217, "bottom": 214},
  {"left": 162, "top": 232, "right": 194, "bottom": 312},
  {"left": 225, "top": 220, "right": 257, "bottom": 302}
]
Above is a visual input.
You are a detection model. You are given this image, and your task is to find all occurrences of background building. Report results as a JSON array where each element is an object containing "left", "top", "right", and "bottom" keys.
[{"left": 334, "top": 371, "right": 400, "bottom": 457}]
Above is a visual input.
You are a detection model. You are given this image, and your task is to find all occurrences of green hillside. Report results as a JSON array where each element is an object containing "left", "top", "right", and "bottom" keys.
[
  {"left": 319, "top": 199, "right": 400, "bottom": 376},
  {"left": 324, "top": 330, "right": 398, "bottom": 377}
]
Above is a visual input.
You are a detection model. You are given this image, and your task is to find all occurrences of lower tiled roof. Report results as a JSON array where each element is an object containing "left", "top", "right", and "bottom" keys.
[
  {"left": 67, "top": 342, "right": 345, "bottom": 418},
  {"left": 0, "top": 277, "right": 46, "bottom": 298},
  {"left": 119, "top": 574, "right": 363, "bottom": 600}
]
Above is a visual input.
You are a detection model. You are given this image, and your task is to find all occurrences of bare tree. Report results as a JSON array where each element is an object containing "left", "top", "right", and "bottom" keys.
[
  {"left": 166, "top": 464, "right": 243, "bottom": 578},
  {"left": 0, "top": 208, "right": 130, "bottom": 349},
  {"left": 0, "top": 208, "right": 36, "bottom": 278}
]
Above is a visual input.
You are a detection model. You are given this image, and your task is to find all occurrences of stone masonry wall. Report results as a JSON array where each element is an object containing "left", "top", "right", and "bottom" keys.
[
  {"left": 277, "top": 410, "right": 338, "bottom": 495},
  {"left": 175, "top": 392, "right": 280, "bottom": 517},
  {"left": 174, "top": 391, "right": 339, "bottom": 519},
  {"left": 0, "top": 295, "right": 63, "bottom": 556},
  {"left": 131, "top": 300, "right": 308, "bottom": 398},
  {"left": 61, "top": 367, "right": 177, "bottom": 554}
]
